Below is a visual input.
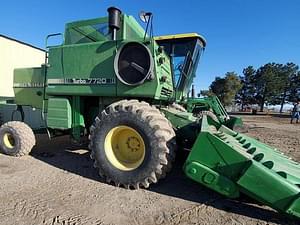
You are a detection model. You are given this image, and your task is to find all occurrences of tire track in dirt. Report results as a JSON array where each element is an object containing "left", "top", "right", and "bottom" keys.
[
  {"left": 0, "top": 197, "right": 49, "bottom": 219},
  {"left": 42, "top": 214, "right": 103, "bottom": 225},
  {"left": 0, "top": 187, "right": 107, "bottom": 225},
  {"left": 0, "top": 196, "right": 104, "bottom": 225},
  {"left": 156, "top": 199, "right": 220, "bottom": 225}
]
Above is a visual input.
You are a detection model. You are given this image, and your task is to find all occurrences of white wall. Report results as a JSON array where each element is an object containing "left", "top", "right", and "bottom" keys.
[{"left": 0, "top": 36, "right": 45, "bottom": 97}]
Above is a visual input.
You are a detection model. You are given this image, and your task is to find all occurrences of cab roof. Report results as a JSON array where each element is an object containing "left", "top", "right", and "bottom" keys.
[{"left": 154, "top": 33, "right": 206, "bottom": 47}]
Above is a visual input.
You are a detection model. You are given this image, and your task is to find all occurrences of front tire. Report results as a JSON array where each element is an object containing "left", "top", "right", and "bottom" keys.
[
  {"left": 89, "top": 100, "right": 176, "bottom": 189},
  {"left": 0, "top": 121, "right": 36, "bottom": 157}
]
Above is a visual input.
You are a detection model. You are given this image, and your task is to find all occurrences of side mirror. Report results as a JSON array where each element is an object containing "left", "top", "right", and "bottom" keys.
[{"left": 139, "top": 11, "right": 152, "bottom": 23}]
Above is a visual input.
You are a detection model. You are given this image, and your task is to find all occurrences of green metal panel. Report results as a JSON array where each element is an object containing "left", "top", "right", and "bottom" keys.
[
  {"left": 71, "top": 96, "right": 85, "bottom": 140},
  {"left": 47, "top": 47, "right": 63, "bottom": 76},
  {"left": 161, "top": 107, "right": 197, "bottom": 129},
  {"left": 122, "top": 15, "right": 145, "bottom": 40},
  {"left": 161, "top": 107, "right": 199, "bottom": 148},
  {"left": 237, "top": 162, "right": 299, "bottom": 212},
  {"left": 185, "top": 161, "right": 239, "bottom": 198},
  {"left": 288, "top": 198, "right": 300, "bottom": 218},
  {"left": 46, "top": 41, "right": 117, "bottom": 97},
  {"left": 47, "top": 98, "right": 72, "bottom": 129},
  {"left": 13, "top": 67, "right": 46, "bottom": 109}
]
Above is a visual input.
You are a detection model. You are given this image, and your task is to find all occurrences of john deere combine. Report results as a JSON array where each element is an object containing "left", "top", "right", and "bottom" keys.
[{"left": 0, "top": 7, "right": 300, "bottom": 218}]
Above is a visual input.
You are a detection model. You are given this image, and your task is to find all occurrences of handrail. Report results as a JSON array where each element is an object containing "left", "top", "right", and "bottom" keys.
[{"left": 45, "top": 33, "right": 64, "bottom": 49}]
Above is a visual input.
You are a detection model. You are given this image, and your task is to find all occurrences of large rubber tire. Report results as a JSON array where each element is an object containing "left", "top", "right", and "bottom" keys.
[
  {"left": 0, "top": 121, "right": 36, "bottom": 157},
  {"left": 89, "top": 100, "right": 176, "bottom": 189}
]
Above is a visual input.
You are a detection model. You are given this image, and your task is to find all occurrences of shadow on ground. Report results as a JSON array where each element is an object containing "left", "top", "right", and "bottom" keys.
[{"left": 31, "top": 134, "right": 298, "bottom": 225}]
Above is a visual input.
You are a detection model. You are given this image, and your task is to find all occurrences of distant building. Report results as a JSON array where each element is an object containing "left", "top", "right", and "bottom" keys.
[{"left": 0, "top": 35, "right": 45, "bottom": 99}]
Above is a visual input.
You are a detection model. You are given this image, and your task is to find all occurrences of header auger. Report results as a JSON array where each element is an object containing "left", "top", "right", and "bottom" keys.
[{"left": 0, "top": 7, "right": 299, "bottom": 219}]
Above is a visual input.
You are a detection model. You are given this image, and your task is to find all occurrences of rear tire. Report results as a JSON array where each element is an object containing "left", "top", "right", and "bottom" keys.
[
  {"left": 0, "top": 121, "right": 36, "bottom": 157},
  {"left": 89, "top": 100, "right": 176, "bottom": 189}
]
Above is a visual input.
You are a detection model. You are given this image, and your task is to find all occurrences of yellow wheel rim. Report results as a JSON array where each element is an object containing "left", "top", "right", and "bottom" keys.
[
  {"left": 3, "top": 133, "right": 15, "bottom": 149},
  {"left": 104, "top": 125, "right": 146, "bottom": 171}
]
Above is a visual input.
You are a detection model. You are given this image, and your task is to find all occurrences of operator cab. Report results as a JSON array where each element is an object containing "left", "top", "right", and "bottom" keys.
[{"left": 154, "top": 33, "right": 206, "bottom": 100}]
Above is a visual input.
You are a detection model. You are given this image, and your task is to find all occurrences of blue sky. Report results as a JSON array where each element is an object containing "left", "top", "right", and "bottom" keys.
[{"left": 1, "top": 0, "right": 299, "bottom": 92}]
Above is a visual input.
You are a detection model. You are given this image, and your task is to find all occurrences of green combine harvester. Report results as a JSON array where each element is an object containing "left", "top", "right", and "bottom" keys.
[{"left": 0, "top": 7, "right": 299, "bottom": 219}]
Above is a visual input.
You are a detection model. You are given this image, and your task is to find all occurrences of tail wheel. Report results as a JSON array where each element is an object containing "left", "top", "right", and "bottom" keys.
[
  {"left": 0, "top": 121, "right": 36, "bottom": 157},
  {"left": 89, "top": 100, "right": 176, "bottom": 189}
]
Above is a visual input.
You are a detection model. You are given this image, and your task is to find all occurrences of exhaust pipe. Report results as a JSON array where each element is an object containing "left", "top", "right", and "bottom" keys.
[{"left": 107, "top": 7, "right": 122, "bottom": 41}]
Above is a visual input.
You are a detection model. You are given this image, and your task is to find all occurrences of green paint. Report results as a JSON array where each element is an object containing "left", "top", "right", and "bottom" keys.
[
  {"left": 47, "top": 98, "right": 72, "bottom": 129},
  {"left": 161, "top": 107, "right": 196, "bottom": 129},
  {"left": 14, "top": 66, "right": 46, "bottom": 109},
  {"left": 161, "top": 107, "right": 199, "bottom": 148},
  {"left": 185, "top": 115, "right": 300, "bottom": 217},
  {"left": 71, "top": 96, "right": 85, "bottom": 140},
  {"left": 185, "top": 161, "right": 239, "bottom": 198}
]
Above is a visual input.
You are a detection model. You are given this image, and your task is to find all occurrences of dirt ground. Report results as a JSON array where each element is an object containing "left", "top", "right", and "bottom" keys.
[{"left": 0, "top": 115, "right": 299, "bottom": 225}]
